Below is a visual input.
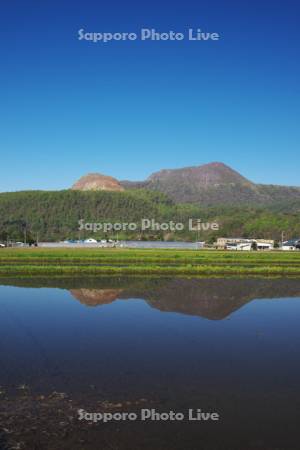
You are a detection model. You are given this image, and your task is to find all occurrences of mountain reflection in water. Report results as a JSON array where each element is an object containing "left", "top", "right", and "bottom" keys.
[{"left": 68, "top": 277, "right": 300, "bottom": 319}]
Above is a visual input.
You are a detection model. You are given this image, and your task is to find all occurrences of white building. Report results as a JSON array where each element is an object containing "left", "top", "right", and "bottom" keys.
[
  {"left": 256, "top": 240, "right": 274, "bottom": 251},
  {"left": 216, "top": 237, "right": 274, "bottom": 251},
  {"left": 84, "top": 238, "right": 98, "bottom": 244}
]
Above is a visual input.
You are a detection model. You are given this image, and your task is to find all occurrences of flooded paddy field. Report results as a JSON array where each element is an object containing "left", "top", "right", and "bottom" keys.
[{"left": 1, "top": 277, "right": 300, "bottom": 450}]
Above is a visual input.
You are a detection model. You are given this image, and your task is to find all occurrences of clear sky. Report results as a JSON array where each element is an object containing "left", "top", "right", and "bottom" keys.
[{"left": 1, "top": 0, "right": 299, "bottom": 191}]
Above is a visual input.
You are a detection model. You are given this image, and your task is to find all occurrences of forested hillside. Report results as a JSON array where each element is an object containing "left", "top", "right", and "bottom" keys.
[{"left": 1, "top": 189, "right": 300, "bottom": 242}]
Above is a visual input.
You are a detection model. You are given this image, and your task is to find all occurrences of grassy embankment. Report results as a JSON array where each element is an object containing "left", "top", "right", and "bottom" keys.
[{"left": 1, "top": 248, "right": 300, "bottom": 276}]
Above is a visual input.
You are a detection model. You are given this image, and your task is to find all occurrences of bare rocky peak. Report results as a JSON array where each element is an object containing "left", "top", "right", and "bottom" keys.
[{"left": 72, "top": 173, "right": 124, "bottom": 192}]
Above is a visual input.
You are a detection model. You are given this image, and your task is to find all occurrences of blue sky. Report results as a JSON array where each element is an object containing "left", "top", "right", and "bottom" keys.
[{"left": 1, "top": 0, "right": 299, "bottom": 191}]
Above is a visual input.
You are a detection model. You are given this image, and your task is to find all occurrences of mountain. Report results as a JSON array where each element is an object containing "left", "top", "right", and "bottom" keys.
[
  {"left": 1, "top": 163, "right": 300, "bottom": 242},
  {"left": 121, "top": 162, "right": 300, "bottom": 206},
  {"left": 72, "top": 173, "right": 124, "bottom": 192},
  {"left": 71, "top": 163, "right": 300, "bottom": 208},
  {"left": 148, "top": 162, "right": 252, "bottom": 186}
]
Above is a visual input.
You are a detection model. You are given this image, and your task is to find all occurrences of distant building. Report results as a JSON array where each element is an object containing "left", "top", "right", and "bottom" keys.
[
  {"left": 216, "top": 237, "right": 274, "bottom": 251},
  {"left": 84, "top": 238, "right": 98, "bottom": 244},
  {"left": 255, "top": 240, "right": 274, "bottom": 251},
  {"left": 226, "top": 241, "right": 254, "bottom": 251},
  {"left": 196, "top": 241, "right": 205, "bottom": 249},
  {"left": 216, "top": 237, "right": 247, "bottom": 249}
]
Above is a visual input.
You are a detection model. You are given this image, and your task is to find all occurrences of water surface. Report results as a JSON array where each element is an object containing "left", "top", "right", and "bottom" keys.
[{"left": 0, "top": 277, "right": 300, "bottom": 450}]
